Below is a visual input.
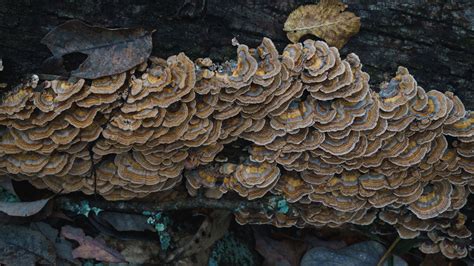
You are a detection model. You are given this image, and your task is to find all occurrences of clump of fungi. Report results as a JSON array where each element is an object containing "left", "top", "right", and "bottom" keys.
[{"left": 0, "top": 38, "right": 472, "bottom": 259}]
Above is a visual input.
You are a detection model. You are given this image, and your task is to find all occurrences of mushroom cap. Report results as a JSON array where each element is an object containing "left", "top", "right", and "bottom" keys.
[
  {"left": 408, "top": 181, "right": 453, "bottom": 219},
  {"left": 419, "top": 241, "right": 440, "bottom": 254},
  {"left": 234, "top": 161, "right": 280, "bottom": 189},
  {"left": 439, "top": 239, "right": 468, "bottom": 259},
  {"left": 0, "top": 37, "right": 472, "bottom": 248},
  {"left": 273, "top": 171, "right": 313, "bottom": 203},
  {"left": 378, "top": 67, "right": 417, "bottom": 112},
  {"left": 215, "top": 44, "right": 257, "bottom": 88},
  {"left": 90, "top": 73, "right": 126, "bottom": 94}
]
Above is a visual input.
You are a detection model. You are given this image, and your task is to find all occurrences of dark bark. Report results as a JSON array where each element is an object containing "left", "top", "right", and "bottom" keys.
[
  {"left": 0, "top": 0, "right": 473, "bottom": 108},
  {"left": 55, "top": 194, "right": 272, "bottom": 214}
]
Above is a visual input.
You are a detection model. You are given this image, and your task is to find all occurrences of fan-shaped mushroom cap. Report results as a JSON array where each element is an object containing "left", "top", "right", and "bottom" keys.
[
  {"left": 130, "top": 62, "right": 172, "bottom": 100},
  {"left": 270, "top": 99, "right": 318, "bottom": 132},
  {"left": 241, "top": 122, "right": 286, "bottom": 145},
  {"left": 301, "top": 40, "right": 335, "bottom": 80},
  {"left": 439, "top": 239, "right": 468, "bottom": 259},
  {"left": 0, "top": 38, "right": 472, "bottom": 250},
  {"left": 378, "top": 67, "right": 416, "bottom": 112},
  {"left": 282, "top": 43, "right": 304, "bottom": 73},
  {"left": 234, "top": 161, "right": 280, "bottom": 189},
  {"left": 309, "top": 190, "right": 366, "bottom": 212},
  {"left": 76, "top": 90, "right": 120, "bottom": 108},
  {"left": 239, "top": 75, "right": 282, "bottom": 108},
  {"left": 252, "top": 38, "right": 281, "bottom": 86},
  {"left": 314, "top": 95, "right": 371, "bottom": 132},
  {"left": 0, "top": 87, "right": 34, "bottom": 117},
  {"left": 272, "top": 171, "right": 313, "bottom": 203},
  {"left": 419, "top": 241, "right": 441, "bottom": 254},
  {"left": 320, "top": 130, "right": 360, "bottom": 156},
  {"left": 408, "top": 181, "right": 453, "bottom": 219},
  {"left": 306, "top": 56, "right": 353, "bottom": 99},
  {"left": 184, "top": 164, "right": 230, "bottom": 198},
  {"left": 443, "top": 111, "right": 473, "bottom": 138},
  {"left": 443, "top": 92, "right": 466, "bottom": 125},
  {"left": 115, "top": 152, "right": 178, "bottom": 186},
  {"left": 215, "top": 44, "right": 257, "bottom": 88},
  {"left": 50, "top": 78, "right": 85, "bottom": 102},
  {"left": 389, "top": 140, "right": 431, "bottom": 167},
  {"left": 90, "top": 73, "right": 126, "bottom": 94}
]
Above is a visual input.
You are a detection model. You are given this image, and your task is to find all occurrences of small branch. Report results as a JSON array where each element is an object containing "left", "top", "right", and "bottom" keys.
[
  {"left": 377, "top": 236, "right": 401, "bottom": 266},
  {"left": 55, "top": 194, "right": 275, "bottom": 215}
]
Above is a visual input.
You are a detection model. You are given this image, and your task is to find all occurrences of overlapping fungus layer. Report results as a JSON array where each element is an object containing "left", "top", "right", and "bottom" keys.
[{"left": 0, "top": 38, "right": 472, "bottom": 258}]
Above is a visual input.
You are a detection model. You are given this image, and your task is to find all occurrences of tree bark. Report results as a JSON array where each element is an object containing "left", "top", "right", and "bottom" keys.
[{"left": 0, "top": 0, "right": 473, "bottom": 108}]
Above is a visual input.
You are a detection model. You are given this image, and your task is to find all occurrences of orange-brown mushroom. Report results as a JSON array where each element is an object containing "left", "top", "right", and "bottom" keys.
[{"left": 0, "top": 37, "right": 472, "bottom": 260}]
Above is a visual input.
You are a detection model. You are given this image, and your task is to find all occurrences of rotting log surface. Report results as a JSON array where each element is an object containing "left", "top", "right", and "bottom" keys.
[{"left": 0, "top": 0, "right": 472, "bottom": 108}]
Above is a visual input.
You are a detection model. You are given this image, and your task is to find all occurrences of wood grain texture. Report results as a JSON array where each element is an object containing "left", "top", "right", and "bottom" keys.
[{"left": 0, "top": 0, "right": 472, "bottom": 108}]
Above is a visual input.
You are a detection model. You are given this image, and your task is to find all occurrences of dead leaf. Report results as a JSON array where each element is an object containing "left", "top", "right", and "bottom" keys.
[
  {"left": 303, "top": 235, "right": 346, "bottom": 250},
  {"left": 0, "top": 197, "right": 51, "bottom": 217},
  {"left": 41, "top": 20, "right": 153, "bottom": 79},
  {"left": 300, "top": 241, "right": 407, "bottom": 266},
  {"left": 284, "top": 0, "right": 360, "bottom": 48},
  {"left": 0, "top": 176, "right": 18, "bottom": 199},
  {"left": 100, "top": 211, "right": 155, "bottom": 232},
  {"left": 166, "top": 210, "right": 231, "bottom": 262},
  {"left": 0, "top": 224, "right": 56, "bottom": 265},
  {"left": 420, "top": 253, "right": 449, "bottom": 266},
  {"left": 31, "top": 222, "right": 80, "bottom": 265},
  {"left": 105, "top": 238, "right": 162, "bottom": 264},
  {"left": 61, "top": 225, "right": 126, "bottom": 263},
  {"left": 253, "top": 227, "right": 308, "bottom": 266}
]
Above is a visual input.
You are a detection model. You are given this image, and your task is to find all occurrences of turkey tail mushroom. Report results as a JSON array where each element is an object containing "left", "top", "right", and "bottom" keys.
[{"left": 0, "top": 38, "right": 472, "bottom": 259}]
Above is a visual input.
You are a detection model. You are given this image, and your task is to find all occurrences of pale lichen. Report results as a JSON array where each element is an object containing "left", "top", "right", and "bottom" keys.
[
  {"left": 61, "top": 200, "right": 102, "bottom": 217},
  {"left": 208, "top": 232, "right": 255, "bottom": 266},
  {"left": 0, "top": 187, "right": 19, "bottom": 203},
  {"left": 145, "top": 211, "right": 172, "bottom": 251}
]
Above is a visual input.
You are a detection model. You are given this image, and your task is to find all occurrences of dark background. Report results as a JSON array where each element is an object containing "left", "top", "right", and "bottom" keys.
[{"left": 0, "top": 0, "right": 473, "bottom": 108}]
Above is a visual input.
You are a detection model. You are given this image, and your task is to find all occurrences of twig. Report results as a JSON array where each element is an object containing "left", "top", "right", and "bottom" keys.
[
  {"left": 55, "top": 195, "right": 275, "bottom": 214},
  {"left": 377, "top": 236, "right": 401, "bottom": 266}
]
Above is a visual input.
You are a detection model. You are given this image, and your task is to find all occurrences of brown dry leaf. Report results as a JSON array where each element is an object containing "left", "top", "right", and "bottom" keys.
[
  {"left": 61, "top": 225, "right": 126, "bottom": 263},
  {"left": 99, "top": 211, "right": 155, "bottom": 232},
  {"left": 166, "top": 210, "right": 231, "bottom": 262},
  {"left": 284, "top": 0, "right": 360, "bottom": 48},
  {"left": 0, "top": 224, "right": 56, "bottom": 265},
  {"left": 41, "top": 19, "right": 153, "bottom": 79},
  {"left": 253, "top": 227, "right": 308, "bottom": 266},
  {"left": 31, "top": 222, "right": 80, "bottom": 265},
  {"left": 106, "top": 238, "right": 161, "bottom": 265},
  {"left": 0, "top": 176, "right": 17, "bottom": 197},
  {"left": 0, "top": 197, "right": 51, "bottom": 217}
]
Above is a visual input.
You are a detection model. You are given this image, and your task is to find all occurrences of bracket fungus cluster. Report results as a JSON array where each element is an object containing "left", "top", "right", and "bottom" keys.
[{"left": 0, "top": 38, "right": 472, "bottom": 259}]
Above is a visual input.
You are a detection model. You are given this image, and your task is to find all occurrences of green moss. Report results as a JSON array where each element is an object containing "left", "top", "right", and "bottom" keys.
[
  {"left": 266, "top": 196, "right": 289, "bottom": 214},
  {"left": 142, "top": 210, "right": 153, "bottom": 216},
  {"left": 208, "top": 232, "right": 254, "bottom": 266},
  {"left": 61, "top": 200, "right": 102, "bottom": 217},
  {"left": 83, "top": 260, "right": 104, "bottom": 266},
  {"left": 276, "top": 199, "right": 289, "bottom": 214},
  {"left": 159, "top": 231, "right": 171, "bottom": 250},
  {"left": 0, "top": 187, "right": 19, "bottom": 202},
  {"left": 154, "top": 223, "right": 164, "bottom": 231},
  {"left": 145, "top": 211, "right": 173, "bottom": 251}
]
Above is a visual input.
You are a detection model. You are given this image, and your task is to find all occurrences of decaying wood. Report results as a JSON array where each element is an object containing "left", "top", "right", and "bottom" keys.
[
  {"left": 0, "top": 0, "right": 472, "bottom": 108},
  {"left": 55, "top": 195, "right": 271, "bottom": 214}
]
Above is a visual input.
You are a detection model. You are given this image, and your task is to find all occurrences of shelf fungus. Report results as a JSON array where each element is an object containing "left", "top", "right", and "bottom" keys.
[{"left": 0, "top": 38, "right": 472, "bottom": 259}]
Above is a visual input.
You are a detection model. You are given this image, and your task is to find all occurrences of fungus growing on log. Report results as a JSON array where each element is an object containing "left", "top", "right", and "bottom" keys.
[{"left": 0, "top": 38, "right": 472, "bottom": 259}]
